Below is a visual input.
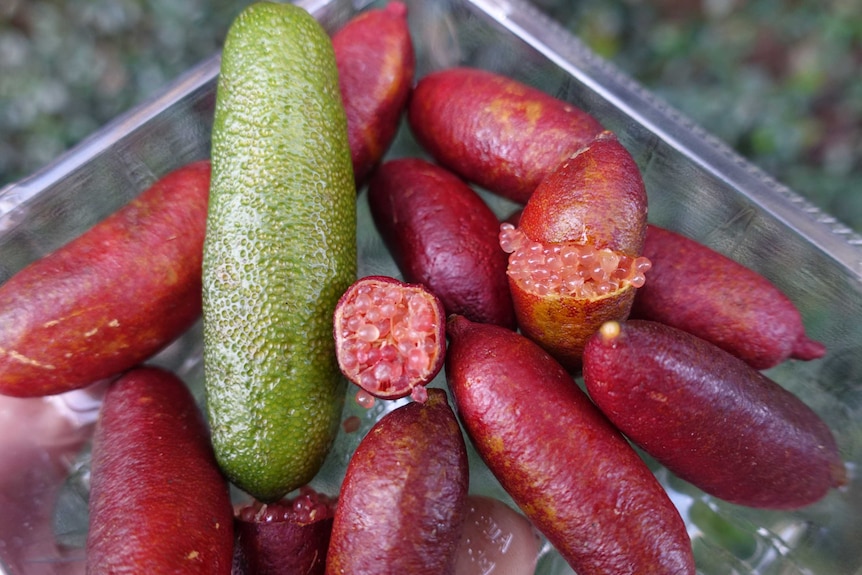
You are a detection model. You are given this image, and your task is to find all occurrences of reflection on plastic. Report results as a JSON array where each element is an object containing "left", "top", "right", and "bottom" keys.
[
  {"left": 455, "top": 495, "right": 542, "bottom": 575},
  {"left": 0, "top": 385, "right": 104, "bottom": 574}
]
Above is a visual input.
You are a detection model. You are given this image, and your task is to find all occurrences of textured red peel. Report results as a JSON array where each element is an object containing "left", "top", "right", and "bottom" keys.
[
  {"left": 0, "top": 161, "right": 210, "bottom": 397},
  {"left": 333, "top": 1, "right": 415, "bottom": 186},
  {"left": 630, "top": 224, "right": 826, "bottom": 369},
  {"left": 583, "top": 319, "right": 846, "bottom": 509},
  {"left": 86, "top": 367, "right": 234, "bottom": 574},
  {"left": 791, "top": 332, "right": 827, "bottom": 361},
  {"left": 368, "top": 158, "right": 516, "bottom": 329},
  {"left": 445, "top": 315, "right": 695, "bottom": 575},
  {"left": 325, "top": 388, "right": 469, "bottom": 575},
  {"left": 407, "top": 67, "right": 605, "bottom": 204},
  {"left": 233, "top": 487, "right": 335, "bottom": 575}
]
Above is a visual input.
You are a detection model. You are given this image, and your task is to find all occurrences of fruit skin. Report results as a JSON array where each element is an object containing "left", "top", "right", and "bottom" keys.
[
  {"left": 582, "top": 319, "right": 846, "bottom": 510},
  {"left": 333, "top": 1, "right": 415, "bottom": 186},
  {"left": 325, "top": 388, "right": 469, "bottom": 575},
  {"left": 203, "top": 2, "right": 356, "bottom": 502},
  {"left": 511, "top": 285, "right": 634, "bottom": 371},
  {"left": 517, "top": 131, "right": 646, "bottom": 251},
  {"left": 232, "top": 489, "right": 335, "bottom": 575},
  {"left": 445, "top": 315, "right": 695, "bottom": 575},
  {"left": 367, "top": 157, "right": 516, "bottom": 328},
  {"left": 511, "top": 131, "right": 648, "bottom": 369},
  {"left": 86, "top": 366, "right": 234, "bottom": 574},
  {"left": 0, "top": 160, "right": 210, "bottom": 397},
  {"left": 333, "top": 274, "right": 446, "bottom": 401},
  {"left": 630, "top": 224, "right": 825, "bottom": 369},
  {"left": 407, "top": 66, "right": 604, "bottom": 204}
]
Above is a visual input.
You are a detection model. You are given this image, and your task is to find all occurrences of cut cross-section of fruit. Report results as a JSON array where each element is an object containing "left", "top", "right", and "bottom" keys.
[
  {"left": 333, "top": 276, "right": 446, "bottom": 402},
  {"left": 506, "top": 130, "right": 650, "bottom": 370}
]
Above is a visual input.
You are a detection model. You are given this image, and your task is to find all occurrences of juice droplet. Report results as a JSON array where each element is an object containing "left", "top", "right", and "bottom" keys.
[
  {"left": 342, "top": 415, "right": 362, "bottom": 433},
  {"left": 410, "top": 385, "right": 429, "bottom": 404},
  {"left": 355, "top": 389, "right": 376, "bottom": 409}
]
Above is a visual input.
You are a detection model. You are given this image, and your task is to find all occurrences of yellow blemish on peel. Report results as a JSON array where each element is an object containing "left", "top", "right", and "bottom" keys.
[{"left": 0, "top": 347, "right": 57, "bottom": 370}]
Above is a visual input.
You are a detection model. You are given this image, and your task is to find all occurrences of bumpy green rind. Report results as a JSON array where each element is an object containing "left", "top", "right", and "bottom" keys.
[{"left": 203, "top": 1, "right": 356, "bottom": 502}]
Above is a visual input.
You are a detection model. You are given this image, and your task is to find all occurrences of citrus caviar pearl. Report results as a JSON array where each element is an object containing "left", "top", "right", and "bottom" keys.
[
  {"left": 336, "top": 277, "right": 444, "bottom": 400},
  {"left": 499, "top": 223, "right": 651, "bottom": 297}
]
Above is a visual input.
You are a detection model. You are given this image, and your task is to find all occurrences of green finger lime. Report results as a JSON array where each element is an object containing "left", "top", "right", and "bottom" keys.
[{"left": 202, "top": 1, "right": 356, "bottom": 502}]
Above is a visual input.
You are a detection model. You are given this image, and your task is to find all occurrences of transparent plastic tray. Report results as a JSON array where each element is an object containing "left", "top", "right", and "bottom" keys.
[{"left": 1, "top": 0, "right": 861, "bottom": 573}]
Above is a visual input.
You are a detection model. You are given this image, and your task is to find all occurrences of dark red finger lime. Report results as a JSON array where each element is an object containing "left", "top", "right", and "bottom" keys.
[
  {"left": 86, "top": 366, "right": 234, "bottom": 574},
  {"left": 407, "top": 66, "right": 604, "bottom": 204},
  {"left": 368, "top": 157, "right": 516, "bottom": 329},
  {"left": 333, "top": 1, "right": 415, "bottom": 186},
  {"left": 630, "top": 224, "right": 825, "bottom": 369},
  {"left": 233, "top": 487, "right": 336, "bottom": 575},
  {"left": 325, "top": 388, "right": 469, "bottom": 574},
  {"left": 445, "top": 315, "right": 695, "bottom": 575},
  {"left": 0, "top": 161, "right": 210, "bottom": 397},
  {"left": 583, "top": 319, "right": 845, "bottom": 509}
]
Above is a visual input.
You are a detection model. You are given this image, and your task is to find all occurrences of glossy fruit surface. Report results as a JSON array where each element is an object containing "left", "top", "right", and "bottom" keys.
[
  {"left": 333, "top": 1, "right": 415, "bottom": 186},
  {"left": 368, "top": 157, "right": 516, "bottom": 328},
  {"left": 631, "top": 224, "right": 825, "bottom": 369},
  {"left": 583, "top": 319, "right": 846, "bottom": 509},
  {"left": 445, "top": 315, "right": 695, "bottom": 575},
  {"left": 203, "top": 1, "right": 356, "bottom": 502},
  {"left": 0, "top": 160, "right": 210, "bottom": 397},
  {"left": 408, "top": 66, "right": 604, "bottom": 204},
  {"left": 325, "top": 388, "right": 469, "bottom": 575},
  {"left": 86, "top": 367, "right": 234, "bottom": 574}
]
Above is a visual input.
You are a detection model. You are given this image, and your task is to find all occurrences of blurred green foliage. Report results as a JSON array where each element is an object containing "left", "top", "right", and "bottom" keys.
[
  {"left": 1, "top": 0, "right": 860, "bottom": 230},
  {"left": 536, "top": 0, "right": 862, "bottom": 231},
  {"left": 0, "top": 0, "right": 246, "bottom": 184}
]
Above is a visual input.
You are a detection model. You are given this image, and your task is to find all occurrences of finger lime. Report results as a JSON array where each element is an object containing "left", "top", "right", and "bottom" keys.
[{"left": 202, "top": 1, "right": 356, "bottom": 502}]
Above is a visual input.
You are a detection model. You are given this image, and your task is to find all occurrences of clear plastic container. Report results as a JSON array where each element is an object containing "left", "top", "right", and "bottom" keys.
[{"left": 1, "top": 0, "right": 860, "bottom": 573}]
